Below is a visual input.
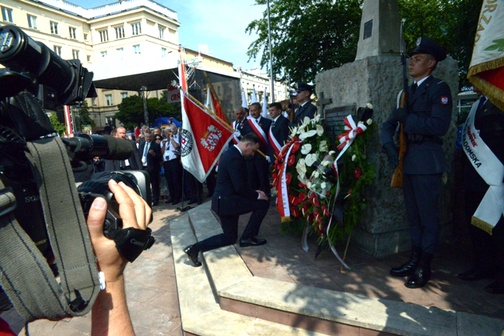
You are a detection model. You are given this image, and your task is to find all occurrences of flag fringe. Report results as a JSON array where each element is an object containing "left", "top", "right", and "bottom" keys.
[{"left": 471, "top": 216, "right": 494, "bottom": 235}]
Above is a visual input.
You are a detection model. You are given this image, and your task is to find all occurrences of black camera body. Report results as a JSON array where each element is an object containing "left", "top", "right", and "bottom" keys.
[{"left": 78, "top": 171, "right": 152, "bottom": 239}]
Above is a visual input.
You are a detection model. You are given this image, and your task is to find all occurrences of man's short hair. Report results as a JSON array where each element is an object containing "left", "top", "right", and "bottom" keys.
[
  {"left": 268, "top": 102, "right": 282, "bottom": 110},
  {"left": 241, "top": 132, "right": 260, "bottom": 145},
  {"left": 249, "top": 102, "right": 261, "bottom": 110}
]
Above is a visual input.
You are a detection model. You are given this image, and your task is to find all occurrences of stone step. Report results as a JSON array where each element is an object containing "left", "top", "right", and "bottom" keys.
[{"left": 171, "top": 201, "right": 504, "bottom": 336}]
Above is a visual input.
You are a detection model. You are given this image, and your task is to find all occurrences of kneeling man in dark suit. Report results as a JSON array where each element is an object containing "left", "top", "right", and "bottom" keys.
[{"left": 184, "top": 133, "right": 270, "bottom": 267}]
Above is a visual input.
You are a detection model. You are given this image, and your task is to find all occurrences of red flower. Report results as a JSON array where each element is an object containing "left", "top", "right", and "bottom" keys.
[
  {"left": 298, "top": 192, "right": 307, "bottom": 203},
  {"left": 287, "top": 155, "right": 296, "bottom": 166},
  {"left": 321, "top": 205, "right": 330, "bottom": 217},
  {"left": 354, "top": 167, "right": 362, "bottom": 180},
  {"left": 310, "top": 193, "right": 320, "bottom": 207},
  {"left": 286, "top": 173, "right": 292, "bottom": 185},
  {"left": 291, "top": 141, "right": 301, "bottom": 153}
]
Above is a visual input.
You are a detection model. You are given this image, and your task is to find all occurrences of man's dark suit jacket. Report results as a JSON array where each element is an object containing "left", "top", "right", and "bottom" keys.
[
  {"left": 138, "top": 141, "right": 162, "bottom": 168},
  {"left": 211, "top": 145, "right": 259, "bottom": 216},
  {"left": 293, "top": 101, "right": 317, "bottom": 125},
  {"left": 269, "top": 115, "right": 290, "bottom": 157},
  {"left": 104, "top": 139, "right": 142, "bottom": 172}
]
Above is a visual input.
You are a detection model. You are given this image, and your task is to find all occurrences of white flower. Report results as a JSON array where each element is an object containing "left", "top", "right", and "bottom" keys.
[
  {"left": 366, "top": 103, "right": 373, "bottom": 109},
  {"left": 366, "top": 118, "right": 373, "bottom": 126},
  {"left": 321, "top": 159, "right": 331, "bottom": 167},
  {"left": 313, "top": 170, "right": 320, "bottom": 178},
  {"left": 329, "top": 150, "right": 336, "bottom": 155},
  {"left": 301, "top": 143, "right": 312, "bottom": 154},
  {"left": 296, "top": 158, "right": 307, "bottom": 178},
  {"left": 303, "top": 116, "right": 311, "bottom": 125},
  {"left": 313, "top": 114, "right": 320, "bottom": 123},
  {"left": 306, "top": 181, "right": 313, "bottom": 189},
  {"left": 319, "top": 140, "right": 328, "bottom": 152},
  {"left": 299, "top": 129, "right": 317, "bottom": 140},
  {"left": 351, "top": 154, "right": 357, "bottom": 162},
  {"left": 316, "top": 124, "right": 324, "bottom": 136},
  {"left": 321, "top": 182, "right": 327, "bottom": 190},
  {"left": 305, "top": 153, "right": 318, "bottom": 166}
]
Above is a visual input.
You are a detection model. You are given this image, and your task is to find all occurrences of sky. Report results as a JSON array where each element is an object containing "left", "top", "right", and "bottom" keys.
[{"left": 70, "top": 0, "right": 266, "bottom": 70}]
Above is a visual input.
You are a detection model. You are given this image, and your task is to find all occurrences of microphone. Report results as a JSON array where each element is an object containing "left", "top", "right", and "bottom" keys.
[{"left": 62, "top": 134, "right": 133, "bottom": 160}]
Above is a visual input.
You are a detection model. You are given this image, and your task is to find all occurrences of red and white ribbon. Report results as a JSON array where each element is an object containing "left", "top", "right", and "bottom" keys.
[
  {"left": 247, "top": 116, "right": 269, "bottom": 148},
  {"left": 337, "top": 115, "right": 367, "bottom": 152},
  {"left": 276, "top": 141, "right": 300, "bottom": 221}
]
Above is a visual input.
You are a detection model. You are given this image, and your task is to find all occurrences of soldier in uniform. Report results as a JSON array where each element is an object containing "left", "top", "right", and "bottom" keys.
[
  {"left": 381, "top": 37, "right": 452, "bottom": 288},
  {"left": 291, "top": 82, "right": 317, "bottom": 126}
]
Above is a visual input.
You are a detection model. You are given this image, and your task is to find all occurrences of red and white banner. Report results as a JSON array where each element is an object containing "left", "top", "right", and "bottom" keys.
[
  {"left": 246, "top": 116, "right": 268, "bottom": 148},
  {"left": 180, "top": 92, "right": 233, "bottom": 183},
  {"left": 468, "top": 0, "right": 504, "bottom": 111}
]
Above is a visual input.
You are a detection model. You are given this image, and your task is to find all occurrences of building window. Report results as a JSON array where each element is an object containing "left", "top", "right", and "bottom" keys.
[
  {"left": 114, "top": 26, "right": 125, "bottom": 39},
  {"left": 50, "top": 21, "right": 58, "bottom": 35},
  {"left": 1, "top": 6, "right": 13, "bottom": 23},
  {"left": 116, "top": 47, "right": 124, "bottom": 53},
  {"left": 101, "top": 51, "right": 108, "bottom": 57},
  {"left": 27, "top": 15, "right": 37, "bottom": 29},
  {"left": 105, "top": 94, "right": 113, "bottom": 106},
  {"left": 87, "top": 55, "right": 91, "bottom": 62},
  {"left": 69, "top": 27, "right": 77, "bottom": 39},
  {"left": 72, "top": 49, "right": 79, "bottom": 60},
  {"left": 161, "top": 47, "right": 167, "bottom": 58},
  {"left": 121, "top": 92, "right": 128, "bottom": 99},
  {"left": 84, "top": 33, "right": 88, "bottom": 40},
  {"left": 133, "top": 44, "right": 141, "bottom": 54},
  {"left": 131, "top": 22, "right": 141, "bottom": 36},
  {"left": 99, "top": 29, "right": 108, "bottom": 42},
  {"left": 158, "top": 26, "right": 165, "bottom": 39},
  {"left": 53, "top": 45, "right": 62, "bottom": 56}
]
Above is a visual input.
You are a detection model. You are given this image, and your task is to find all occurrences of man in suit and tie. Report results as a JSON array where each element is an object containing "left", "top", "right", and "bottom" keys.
[
  {"left": 268, "top": 102, "right": 290, "bottom": 159},
  {"left": 381, "top": 37, "right": 452, "bottom": 289},
  {"left": 104, "top": 126, "right": 141, "bottom": 172},
  {"left": 183, "top": 133, "right": 270, "bottom": 267},
  {"left": 241, "top": 102, "right": 272, "bottom": 197},
  {"left": 139, "top": 132, "right": 162, "bottom": 206},
  {"left": 292, "top": 82, "right": 317, "bottom": 125}
]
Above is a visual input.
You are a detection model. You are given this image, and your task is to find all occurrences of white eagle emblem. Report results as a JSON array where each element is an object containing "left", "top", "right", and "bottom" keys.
[{"left": 200, "top": 125, "right": 222, "bottom": 151}]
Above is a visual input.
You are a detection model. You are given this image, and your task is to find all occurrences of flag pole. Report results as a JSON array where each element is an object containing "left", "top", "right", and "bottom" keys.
[{"left": 267, "top": 0, "right": 275, "bottom": 102}]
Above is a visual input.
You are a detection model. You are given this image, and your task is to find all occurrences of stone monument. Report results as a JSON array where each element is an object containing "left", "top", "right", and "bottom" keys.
[{"left": 315, "top": 0, "right": 459, "bottom": 257}]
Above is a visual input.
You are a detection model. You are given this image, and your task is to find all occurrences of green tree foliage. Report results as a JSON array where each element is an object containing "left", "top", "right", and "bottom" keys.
[
  {"left": 247, "top": 0, "right": 481, "bottom": 89},
  {"left": 115, "top": 92, "right": 181, "bottom": 129},
  {"left": 74, "top": 101, "right": 95, "bottom": 131},
  {"left": 246, "top": 0, "right": 363, "bottom": 83},
  {"left": 48, "top": 113, "right": 66, "bottom": 136}
]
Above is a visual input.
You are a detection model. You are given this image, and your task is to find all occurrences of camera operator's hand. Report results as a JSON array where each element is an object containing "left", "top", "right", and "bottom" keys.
[
  {"left": 87, "top": 179, "right": 151, "bottom": 282},
  {"left": 87, "top": 179, "right": 151, "bottom": 336}
]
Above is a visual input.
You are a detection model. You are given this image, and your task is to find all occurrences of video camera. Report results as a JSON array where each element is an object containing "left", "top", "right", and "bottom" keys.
[{"left": 0, "top": 25, "right": 153, "bottom": 317}]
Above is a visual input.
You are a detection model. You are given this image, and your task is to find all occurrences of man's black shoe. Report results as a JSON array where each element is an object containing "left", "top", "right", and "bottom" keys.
[
  {"left": 239, "top": 237, "right": 267, "bottom": 247},
  {"left": 457, "top": 267, "right": 495, "bottom": 281},
  {"left": 405, "top": 266, "right": 431, "bottom": 288},
  {"left": 184, "top": 245, "right": 202, "bottom": 267},
  {"left": 484, "top": 280, "right": 504, "bottom": 294}
]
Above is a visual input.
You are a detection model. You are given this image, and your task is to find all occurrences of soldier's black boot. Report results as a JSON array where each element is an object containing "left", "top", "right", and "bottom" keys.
[
  {"left": 405, "top": 253, "right": 433, "bottom": 288},
  {"left": 390, "top": 248, "right": 421, "bottom": 277}
]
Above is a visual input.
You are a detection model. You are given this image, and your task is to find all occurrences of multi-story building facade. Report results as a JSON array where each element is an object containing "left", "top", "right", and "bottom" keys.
[{"left": 0, "top": 0, "right": 288, "bottom": 131}]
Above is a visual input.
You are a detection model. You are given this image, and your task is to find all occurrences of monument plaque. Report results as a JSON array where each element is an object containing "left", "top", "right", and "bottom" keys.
[{"left": 323, "top": 104, "right": 356, "bottom": 143}]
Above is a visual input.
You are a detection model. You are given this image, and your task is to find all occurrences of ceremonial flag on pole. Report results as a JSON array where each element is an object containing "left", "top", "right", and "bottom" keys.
[
  {"left": 178, "top": 49, "right": 233, "bottom": 183},
  {"left": 180, "top": 93, "right": 233, "bottom": 182},
  {"left": 209, "top": 83, "right": 230, "bottom": 124},
  {"left": 468, "top": 0, "right": 504, "bottom": 111},
  {"left": 261, "top": 88, "right": 269, "bottom": 118},
  {"left": 241, "top": 90, "right": 248, "bottom": 108},
  {"left": 251, "top": 88, "right": 258, "bottom": 103}
]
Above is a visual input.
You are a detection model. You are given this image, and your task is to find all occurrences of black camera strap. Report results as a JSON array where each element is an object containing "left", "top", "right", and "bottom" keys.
[{"left": 0, "top": 136, "right": 99, "bottom": 321}]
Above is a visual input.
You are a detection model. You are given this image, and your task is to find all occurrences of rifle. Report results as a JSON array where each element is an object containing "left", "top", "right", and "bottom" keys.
[{"left": 390, "top": 19, "right": 408, "bottom": 188}]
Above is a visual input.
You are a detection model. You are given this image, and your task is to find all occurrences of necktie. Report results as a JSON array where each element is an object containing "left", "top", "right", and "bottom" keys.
[
  {"left": 411, "top": 83, "right": 417, "bottom": 95},
  {"left": 256, "top": 119, "right": 260, "bottom": 124},
  {"left": 271, "top": 121, "right": 276, "bottom": 128},
  {"left": 477, "top": 96, "right": 486, "bottom": 112}
]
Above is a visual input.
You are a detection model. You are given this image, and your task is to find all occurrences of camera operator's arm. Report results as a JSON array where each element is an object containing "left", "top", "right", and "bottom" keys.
[{"left": 87, "top": 179, "right": 151, "bottom": 336}]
